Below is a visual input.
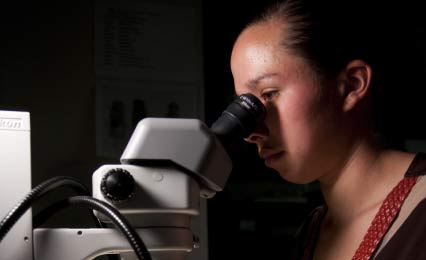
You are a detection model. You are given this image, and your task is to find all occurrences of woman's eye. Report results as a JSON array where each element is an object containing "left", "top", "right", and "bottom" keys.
[{"left": 261, "top": 90, "right": 279, "bottom": 102}]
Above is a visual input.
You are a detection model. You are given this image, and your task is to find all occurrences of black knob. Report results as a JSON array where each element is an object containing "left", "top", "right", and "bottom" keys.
[{"left": 101, "top": 168, "right": 135, "bottom": 202}]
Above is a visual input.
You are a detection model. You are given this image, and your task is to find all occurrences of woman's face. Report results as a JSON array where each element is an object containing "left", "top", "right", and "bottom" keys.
[{"left": 231, "top": 21, "right": 345, "bottom": 184}]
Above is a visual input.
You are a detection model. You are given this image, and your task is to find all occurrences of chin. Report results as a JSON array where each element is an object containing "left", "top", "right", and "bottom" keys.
[{"left": 277, "top": 169, "right": 317, "bottom": 185}]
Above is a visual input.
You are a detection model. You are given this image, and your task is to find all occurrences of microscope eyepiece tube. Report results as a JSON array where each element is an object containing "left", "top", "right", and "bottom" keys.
[{"left": 211, "top": 93, "right": 266, "bottom": 150}]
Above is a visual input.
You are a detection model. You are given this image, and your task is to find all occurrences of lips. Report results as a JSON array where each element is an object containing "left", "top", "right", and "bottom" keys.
[{"left": 259, "top": 149, "right": 284, "bottom": 167}]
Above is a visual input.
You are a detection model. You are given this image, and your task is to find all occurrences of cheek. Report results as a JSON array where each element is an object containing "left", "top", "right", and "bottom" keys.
[
  {"left": 280, "top": 88, "right": 321, "bottom": 129},
  {"left": 277, "top": 88, "right": 326, "bottom": 149}
]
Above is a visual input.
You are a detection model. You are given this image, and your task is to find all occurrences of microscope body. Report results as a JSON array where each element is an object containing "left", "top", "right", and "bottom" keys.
[
  {"left": 1, "top": 94, "right": 264, "bottom": 260},
  {"left": 90, "top": 118, "right": 233, "bottom": 259},
  {"left": 31, "top": 118, "right": 232, "bottom": 260}
]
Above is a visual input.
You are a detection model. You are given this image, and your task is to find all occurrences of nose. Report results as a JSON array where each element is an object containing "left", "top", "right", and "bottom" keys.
[{"left": 244, "top": 121, "right": 269, "bottom": 144}]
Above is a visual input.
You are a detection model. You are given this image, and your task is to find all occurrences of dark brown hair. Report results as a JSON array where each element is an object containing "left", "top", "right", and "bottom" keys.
[
  {"left": 248, "top": 0, "right": 386, "bottom": 79},
  {"left": 245, "top": 0, "right": 424, "bottom": 145}
]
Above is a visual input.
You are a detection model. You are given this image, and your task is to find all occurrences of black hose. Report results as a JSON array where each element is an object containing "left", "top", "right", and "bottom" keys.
[
  {"left": 33, "top": 198, "right": 122, "bottom": 260},
  {"left": 0, "top": 176, "right": 101, "bottom": 242},
  {"left": 20, "top": 176, "right": 119, "bottom": 260},
  {"left": 34, "top": 201, "right": 126, "bottom": 260},
  {"left": 33, "top": 197, "right": 104, "bottom": 229},
  {"left": 37, "top": 196, "right": 151, "bottom": 260}
]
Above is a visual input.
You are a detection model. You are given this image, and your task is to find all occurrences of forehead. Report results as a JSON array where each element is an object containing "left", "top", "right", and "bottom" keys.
[
  {"left": 231, "top": 21, "right": 305, "bottom": 94},
  {"left": 231, "top": 21, "right": 285, "bottom": 65}
]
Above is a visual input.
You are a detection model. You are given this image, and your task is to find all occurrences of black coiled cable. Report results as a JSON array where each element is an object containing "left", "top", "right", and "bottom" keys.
[
  {"left": 0, "top": 176, "right": 151, "bottom": 259},
  {"left": 0, "top": 176, "right": 101, "bottom": 241},
  {"left": 35, "top": 196, "right": 151, "bottom": 260}
]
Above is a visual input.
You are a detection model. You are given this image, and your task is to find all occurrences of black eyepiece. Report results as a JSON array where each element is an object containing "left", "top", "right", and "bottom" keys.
[{"left": 211, "top": 93, "right": 266, "bottom": 150}]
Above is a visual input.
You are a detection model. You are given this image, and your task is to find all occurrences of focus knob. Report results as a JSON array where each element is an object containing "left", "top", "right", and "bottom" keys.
[{"left": 101, "top": 168, "right": 135, "bottom": 202}]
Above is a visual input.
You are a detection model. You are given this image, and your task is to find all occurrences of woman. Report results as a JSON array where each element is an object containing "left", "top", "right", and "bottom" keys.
[{"left": 230, "top": 0, "right": 426, "bottom": 259}]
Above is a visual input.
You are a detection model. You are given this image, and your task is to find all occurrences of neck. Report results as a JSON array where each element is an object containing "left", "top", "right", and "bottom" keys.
[{"left": 318, "top": 137, "right": 412, "bottom": 226}]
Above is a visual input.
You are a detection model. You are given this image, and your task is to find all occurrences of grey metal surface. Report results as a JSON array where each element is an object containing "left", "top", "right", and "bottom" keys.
[
  {"left": 0, "top": 111, "right": 32, "bottom": 260},
  {"left": 92, "top": 164, "right": 200, "bottom": 226},
  {"left": 120, "top": 118, "right": 232, "bottom": 192},
  {"left": 34, "top": 228, "right": 193, "bottom": 260}
]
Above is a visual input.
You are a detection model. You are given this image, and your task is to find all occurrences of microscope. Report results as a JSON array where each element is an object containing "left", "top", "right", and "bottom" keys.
[{"left": 0, "top": 93, "right": 265, "bottom": 260}]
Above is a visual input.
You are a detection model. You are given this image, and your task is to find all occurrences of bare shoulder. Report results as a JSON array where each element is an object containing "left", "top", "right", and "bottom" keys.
[{"left": 381, "top": 150, "right": 416, "bottom": 177}]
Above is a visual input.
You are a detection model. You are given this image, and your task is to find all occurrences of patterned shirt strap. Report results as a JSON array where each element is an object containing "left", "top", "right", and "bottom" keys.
[{"left": 351, "top": 176, "right": 418, "bottom": 260}]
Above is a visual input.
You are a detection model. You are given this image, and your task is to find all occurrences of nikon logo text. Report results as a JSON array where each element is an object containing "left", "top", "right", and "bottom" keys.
[{"left": 0, "top": 118, "right": 22, "bottom": 130}]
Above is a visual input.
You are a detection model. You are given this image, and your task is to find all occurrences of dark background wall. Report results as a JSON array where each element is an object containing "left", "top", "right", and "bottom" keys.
[
  {"left": 0, "top": 1, "right": 102, "bottom": 227},
  {"left": 1, "top": 1, "right": 425, "bottom": 259}
]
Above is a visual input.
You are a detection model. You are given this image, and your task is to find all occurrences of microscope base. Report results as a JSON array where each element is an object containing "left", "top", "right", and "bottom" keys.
[{"left": 33, "top": 228, "right": 194, "bottom": 260}]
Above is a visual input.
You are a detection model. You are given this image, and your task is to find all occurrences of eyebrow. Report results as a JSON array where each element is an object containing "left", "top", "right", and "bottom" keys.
[{"left": 246, "top": 73, "right": 279, "bottom": 91}]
